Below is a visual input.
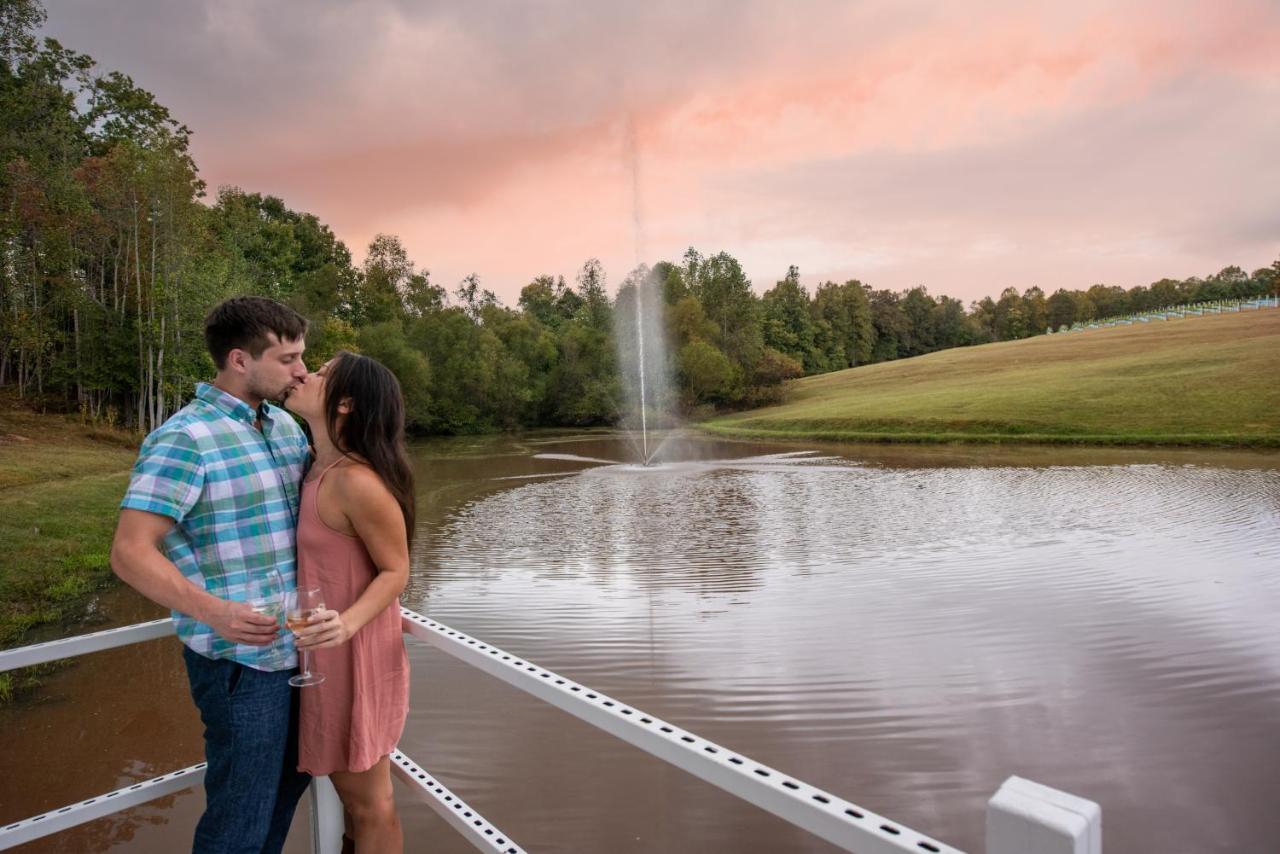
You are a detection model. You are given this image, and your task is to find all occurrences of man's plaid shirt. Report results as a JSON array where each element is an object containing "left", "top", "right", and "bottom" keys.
[{"left": 121, "top": 382, "right": 311, "bottom": 671}]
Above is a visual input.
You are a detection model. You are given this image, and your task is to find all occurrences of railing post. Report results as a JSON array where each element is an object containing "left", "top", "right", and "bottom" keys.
[
  {"left": 309, "top": 776, "right": 344, "bottom": 854},
  {"left": 987, "top": 776, "right": 1100, "bottom": 854}
]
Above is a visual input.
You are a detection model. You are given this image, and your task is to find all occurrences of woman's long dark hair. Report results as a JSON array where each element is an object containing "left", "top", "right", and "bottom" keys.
[{"left": 322, "top": 352, "right": 416, "bottom": 544}]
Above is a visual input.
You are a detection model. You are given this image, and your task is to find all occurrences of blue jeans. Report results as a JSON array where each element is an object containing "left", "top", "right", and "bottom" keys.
[{"left": 183, "top": 646, "right": 312, "bottom": 854}]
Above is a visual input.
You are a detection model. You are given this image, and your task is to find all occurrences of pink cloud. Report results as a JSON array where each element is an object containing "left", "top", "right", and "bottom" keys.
[{"left": 45, "top": 0, "right": 1280, "bottom": 302}]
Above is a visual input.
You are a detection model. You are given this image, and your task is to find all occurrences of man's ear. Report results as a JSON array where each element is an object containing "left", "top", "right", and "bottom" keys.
[{"left": 226, "top": 348, "right": 250, "bottom": 375}]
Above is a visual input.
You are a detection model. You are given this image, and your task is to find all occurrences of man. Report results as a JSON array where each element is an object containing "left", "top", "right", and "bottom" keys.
[{"left": 111, "top": 296, "right": 313, "bottom": 853}]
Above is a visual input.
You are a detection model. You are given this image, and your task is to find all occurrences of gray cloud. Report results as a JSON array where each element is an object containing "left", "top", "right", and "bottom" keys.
[
  {"left": 45, "top": 1, "right": 863, "bottom": 135},
  {"left": 721, "top": 71, "right": 1280, "bottom": 290},
  {"left": 39, "top": 1, "right": 1280, "bottom": 301}
]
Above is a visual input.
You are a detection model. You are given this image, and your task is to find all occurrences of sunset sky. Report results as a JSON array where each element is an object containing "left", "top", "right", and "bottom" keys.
[{"left": 43, "top": 0, "right": 1280, "bottom": 305}]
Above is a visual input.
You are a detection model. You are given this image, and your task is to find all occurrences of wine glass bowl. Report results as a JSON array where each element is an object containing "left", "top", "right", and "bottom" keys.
[
  {"left": 249, "top": 596, "right": 283, "bottom": 623},
  {"left": 287, "top": 586, "right": 326, "bottom": 688},
  {"left": 248, "top": 564, "right": 288, "bottom": 625}
]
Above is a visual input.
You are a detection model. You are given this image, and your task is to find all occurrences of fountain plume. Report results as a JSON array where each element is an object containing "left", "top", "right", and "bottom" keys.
[{"left": 615, "top": 265, "right": 674, "bottom": 465}]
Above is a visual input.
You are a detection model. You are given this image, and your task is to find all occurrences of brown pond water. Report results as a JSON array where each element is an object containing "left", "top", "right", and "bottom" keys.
[{"left": 3, "top": 434, "right": 1279, "bottom": 852}]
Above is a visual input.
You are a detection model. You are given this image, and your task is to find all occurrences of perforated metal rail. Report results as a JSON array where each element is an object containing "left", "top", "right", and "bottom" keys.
[
  {"left": 0, "top": 762, "right": 207, "bottom": 849},
  {"left": 390, "top": 750, "right": 527, "bottom": 853},
  {"left": 0, "top": 608, "right": 1100, "bottom": 853},
  {"left": 399, "top": 609, "right": 954, "bottom": 854},
  {"left": 0, "top": 615, "right": 525, "bottom": 854}
]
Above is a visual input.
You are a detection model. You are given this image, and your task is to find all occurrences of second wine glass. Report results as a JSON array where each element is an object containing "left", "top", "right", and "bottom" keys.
[{"left": 286, "top": 586, "right": 326, "bottom": 688}]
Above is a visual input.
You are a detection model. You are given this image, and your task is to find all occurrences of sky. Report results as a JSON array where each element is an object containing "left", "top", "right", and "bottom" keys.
[{"left": 42, "top": 0, "right": 1280, "bottom": 305}]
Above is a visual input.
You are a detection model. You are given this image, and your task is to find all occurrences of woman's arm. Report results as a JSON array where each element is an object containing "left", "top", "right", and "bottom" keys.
[{"left": 296, "top": 465, "right": 409, "bottom": 649}]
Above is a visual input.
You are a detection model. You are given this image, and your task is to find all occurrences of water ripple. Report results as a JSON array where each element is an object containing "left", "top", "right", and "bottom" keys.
[{"left": 407, "top": 438, "right": 1280, "bottom": 852}]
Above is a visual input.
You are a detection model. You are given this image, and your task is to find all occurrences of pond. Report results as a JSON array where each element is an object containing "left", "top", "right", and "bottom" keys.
[{"left": 3, "top": 434, "right": 1278, "bottom": 852}]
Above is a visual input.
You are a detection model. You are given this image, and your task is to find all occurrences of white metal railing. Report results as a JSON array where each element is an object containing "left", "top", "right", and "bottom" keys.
[
  {"left": 398, "top": 609, "right": 953, "bottom": 854},
  {"left": 0, "top": 761, "right": 208, "bottom": 850},
  {"left": 0, "top": 608, "right": 1101, "bottom": 853},
  {"left": 1053, "top": 294, "right": 1279, "bottom": 333},
  {"left": 0, "top": 617, "right": 176, "bottom": 670},
  {"left": 0, "top": 616, "right": 523, "bottom": 854}
]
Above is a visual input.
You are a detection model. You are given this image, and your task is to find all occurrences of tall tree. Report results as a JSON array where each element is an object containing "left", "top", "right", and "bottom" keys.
[
  {"left": 993, "top": 287, "right": 1028, "bottom": 340},
  {"left": 811, "top": 279, "right": 874, "bottom": 369},
  {"left": 358, "top": 233, "right": 414, "bottom": 324},
  {"left": 761, "top": 265, "right": 818, "bottom": 370},
  {"left": 868, "top": 288, "right": 909, "bottom": 361},
  {"left": 1022, "top": 286, "right": 1048, "bottom": 335},
  {"left": 454, "top": 273, "right": 498, "bottom": 322},
  {"left": 899, "top": 286, "right": 937, "bottom": 356},
  {"left": 1046, "top": 288, "right": 1076, "bottom": 331},
  {"left": 518, "top": 274, "right": 577, "bottom": 330},
  {"left": 540, "top": 258, "right": 618, "bottom": 425},
  {"left": 687, "top": 250, "right": 763, "bottom": 396},
  {"left": 1085, "top": 283, "right": 1128, "bottom": 319},
  {"left": 931, "top": 295, "right": 974, "bottom": 348}
]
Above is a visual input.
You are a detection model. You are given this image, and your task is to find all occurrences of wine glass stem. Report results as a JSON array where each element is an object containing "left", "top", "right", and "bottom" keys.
[{"left": 301, "top": 649, "right": 310, "bottom": 678}]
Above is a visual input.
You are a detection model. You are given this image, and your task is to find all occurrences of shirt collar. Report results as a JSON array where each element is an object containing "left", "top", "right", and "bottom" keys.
[{"left": 195, "top": 382, "right": 272, "bottom": 427}]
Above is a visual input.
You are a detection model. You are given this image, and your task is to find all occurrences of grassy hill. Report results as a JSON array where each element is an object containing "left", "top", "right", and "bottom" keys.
[{"left": 704, "top": 309, "right": 1280, "bottom": 446}]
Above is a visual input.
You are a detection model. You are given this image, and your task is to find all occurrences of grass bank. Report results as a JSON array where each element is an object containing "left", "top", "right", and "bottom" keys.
[
  {"left": 0, "top": 396, "right": 138, "bottom": 700},
  {"left": 704, "top": 310, "right": 1280, "bottom": 447}
]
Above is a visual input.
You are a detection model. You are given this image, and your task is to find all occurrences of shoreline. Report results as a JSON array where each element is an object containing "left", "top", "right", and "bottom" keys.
[{"left": 698, "top": 422, "right": 1280, "bottom": 449}]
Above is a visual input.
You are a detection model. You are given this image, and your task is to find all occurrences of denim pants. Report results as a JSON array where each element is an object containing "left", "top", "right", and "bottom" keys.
[{"left": 183, "top": 646, "right": 313, "bottom": 854}]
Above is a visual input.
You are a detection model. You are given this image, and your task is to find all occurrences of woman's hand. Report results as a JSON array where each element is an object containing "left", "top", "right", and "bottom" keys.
[{"left": 293, "top": 608, "right": 352, "bottom": 649}]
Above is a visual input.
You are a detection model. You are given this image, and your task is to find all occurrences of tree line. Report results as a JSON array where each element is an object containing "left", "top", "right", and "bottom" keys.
[{"left": 3, "top": 1, "right": 1278, "bottom": 435}]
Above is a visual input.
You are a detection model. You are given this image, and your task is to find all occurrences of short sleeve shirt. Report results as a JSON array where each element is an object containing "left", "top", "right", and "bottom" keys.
[{"left": 121, "top": 382, "right": 311, "bottom": 671}]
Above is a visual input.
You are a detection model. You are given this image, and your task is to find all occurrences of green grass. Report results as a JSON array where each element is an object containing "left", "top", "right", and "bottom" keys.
[
  {"left": 705, "top": 310, "right": 1280, "bottom": 446},
  {"left": 0, "top": 398, "right": 138, "bottom": 701}
]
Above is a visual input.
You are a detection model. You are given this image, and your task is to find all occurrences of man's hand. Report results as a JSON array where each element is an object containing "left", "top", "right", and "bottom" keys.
[
  {"left": 206, "top": 599, "right": 280, "bottom": 646},
  {"left": 293, "top": 608, "right": 352, "bottom": 649}
]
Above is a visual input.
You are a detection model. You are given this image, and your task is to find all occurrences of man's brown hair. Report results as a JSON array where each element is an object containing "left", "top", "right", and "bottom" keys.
[{"left": 204, "top": 296, "right": 308, "bottom": 369}]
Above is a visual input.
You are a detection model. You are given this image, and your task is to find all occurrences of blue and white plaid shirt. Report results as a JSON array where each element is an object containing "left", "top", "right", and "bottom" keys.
[{"left": 121, "top": 382, "right": 311, "bottom": 671}]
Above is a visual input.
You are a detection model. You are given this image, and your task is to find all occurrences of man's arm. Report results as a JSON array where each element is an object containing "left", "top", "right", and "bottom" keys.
[{"left": 110, "top": 509, "right": 278, "bottom": 646}]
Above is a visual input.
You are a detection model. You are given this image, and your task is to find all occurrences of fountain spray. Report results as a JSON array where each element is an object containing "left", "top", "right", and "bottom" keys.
[{"left": 635, "top": 277, "right": 650, "bottom": 464}]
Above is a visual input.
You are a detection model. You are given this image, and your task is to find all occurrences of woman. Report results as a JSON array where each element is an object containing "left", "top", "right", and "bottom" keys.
[{"left": 286, "top": 351, "right": 414, "bottom": 853}]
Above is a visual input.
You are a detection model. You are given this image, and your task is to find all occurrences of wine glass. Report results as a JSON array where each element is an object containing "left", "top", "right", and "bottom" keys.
[
  {"left": 286, "top": 586, "right": 327, "bottom": 688},
  {"left": 248, "top": 570, "right": 285, "bottom": 625}
]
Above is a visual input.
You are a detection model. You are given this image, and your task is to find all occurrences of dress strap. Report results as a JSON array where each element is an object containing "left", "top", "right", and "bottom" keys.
[{"left": 308, "top": 456, "right": 349, "bottom": 486}]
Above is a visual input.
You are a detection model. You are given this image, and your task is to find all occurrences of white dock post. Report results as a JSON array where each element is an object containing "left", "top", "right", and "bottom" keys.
[
  {"left": 987, "top": 776, "right": 1100, "bottom": 854},
  {"left": 309, "top": 776, "right": 344, "bottom": 854}
]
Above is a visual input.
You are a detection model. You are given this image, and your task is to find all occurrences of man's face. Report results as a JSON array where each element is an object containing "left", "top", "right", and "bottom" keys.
[
  {"left": 282, "top": 358, "right": 333, "bottom": 419},
  {"left": 243, "top": 334, "right": 307, "bottom": 403}
]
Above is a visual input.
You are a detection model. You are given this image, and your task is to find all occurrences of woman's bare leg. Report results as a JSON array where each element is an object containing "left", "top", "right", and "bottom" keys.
[
  {"left": 330, "top": 756, "right": 402, "bottom": 854},
  {"left": 342, "top": 810, "right": 354, "bottom": 854}
]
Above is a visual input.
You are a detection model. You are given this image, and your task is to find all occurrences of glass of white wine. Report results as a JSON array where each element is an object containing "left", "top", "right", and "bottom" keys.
[
  {"left": 286, "top": 586, "right": 326, "bottom": 688},
  {"left": 249, "top": 566, "right": 289, "bottom": 620}
]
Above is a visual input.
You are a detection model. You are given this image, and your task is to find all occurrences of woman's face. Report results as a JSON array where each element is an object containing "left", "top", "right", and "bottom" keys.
[{"left": 283, "top": 358, "right": 334, "bottom": 419}]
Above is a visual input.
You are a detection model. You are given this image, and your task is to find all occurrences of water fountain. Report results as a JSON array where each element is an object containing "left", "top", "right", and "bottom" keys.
[
  {"left": 536, "top": 116, "right": 678, "bottom": 470},
  {"left": 614, "top": 265, "right": 675, "bottom": 466}
]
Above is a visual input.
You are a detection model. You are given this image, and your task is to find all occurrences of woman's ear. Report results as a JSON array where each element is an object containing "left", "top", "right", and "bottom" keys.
[{"left": 337, "top": 396, "right": 354, "bottom": 416}]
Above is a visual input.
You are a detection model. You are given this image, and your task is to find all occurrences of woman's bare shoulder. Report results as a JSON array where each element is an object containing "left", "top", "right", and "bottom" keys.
[{"left": 333, "top": 460, "right": 393, "bottom": 500}]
